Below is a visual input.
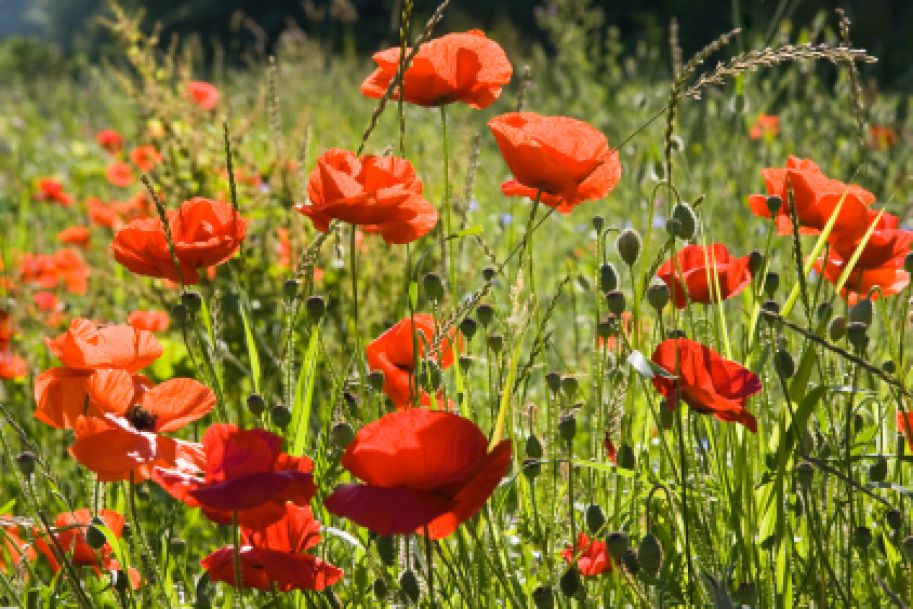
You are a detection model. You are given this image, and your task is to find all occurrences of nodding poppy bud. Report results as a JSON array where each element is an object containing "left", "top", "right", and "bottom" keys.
[
  {"left": 622, "top": 549, "right": 640, "bottom": 574},
  {"left": 459, "top": 355, "right": 473, "bottom": 373},
  {"left": 487, "top": 334, "right": 504, "bottom": 354},
  {"left": 585, "top": 504, "right": 605, "bottom": 535},
  {"left": 15, "top": 451, "right": 36, "bottom": 476},
  {"left": 774, "top": 350, "right": 795, "bottom": 378},
  {"left": 532, "top": 585, "right": 555, "bottom": 609},
  {"left": 482, "top": 267, "right": 496, "bottom": 282},
  {"left": 605, "top": 531, "right": 629, "bottom": 563},
  {"left": 748, "top": 250, "right": 765, "bottom": 275},
  {"left": 795, "top": 460, "right": 815, "bottom": 488},
  {"left": 171, "top": 303, "right": 188, "bottom": 323},
  {"left": 170, "top": 537, "right": 186, "bottom": 556},
  {"left": 616, "top": 228, "right": 642, "bottom": 266},
  {"left": 848, "top": 298, "right": 873, "bottom": 327},
  {"left": 829, "top": 316, "right": 847, "bottom": 341},
  {"left": 545, "top": 371, "right": 562, "bottom": 394},
  {"left": 113, "top": 569, "right": 131, "bottom": 594},
  {"left": 646, "top": 282, "right": 670, "bottom": 312},
  {"left": 418, "top": 359, "right": 441, "bottom": 391},
  {"left": 522, "top": 458, "right": 541, "bottom": 480},
  {"left": 246, "top": 393, "right": 265, "bottom": 416},
  {"left": 903, "top": 536, "right": 913, "bottom": 561},
  {"left": 560, "top": 375, "right": 579, "bottom": 397},
  {"left": 605, "top": 290, "right": 625, "bottom": 316},
  {"left": 367, "top": 370, "right": 385, "bottom": 392},
  {"left": 669, "top": 202, "right": 696, "bottom": 240},
  {"left": 283, "top": 278, "right": 300, "bottom": 300},
  {"left": 883, "top": 360, "right": 897, "bottom": 374},
  {"left": 846, "top": 321, "right": 868, "bottom": 352},
  {"left": 372, "top": 578, "right": 388, "bottom": 600},
  {"left": 766, "top": 195, "right": 782, "bottom": 215},
  {"left": 86, "top": 519, "right": 107, "bottom": 550},
  {"left": 905, "top": 252, "right": 913, "bottom": 274},
  {"left": 399, "top": 569, "right": 421, "bottom": 604},
  {"left": 559, "top": 567, "right": 580, "bottom": 597},
  {"left": 868, "top": 457, "right": 888, "bottom": 483},
  {"left": 599, "top": 263, "right": 618, "bottom": 292},
  {"left": 885, "top": 509, "right": 903, "bottom": 531},
  {"left": 597, "top": 319, "right": 613, "bottom": 339},
  {"left": 181, "top": 291, "right": 202, "bottom": 313},
  {"left": 763, "top": 272, "right": 779, "bottom": 297},
  {"left": 526, "top": 434, "right": 544, "bottom": 459},
  {"left": 305, "top": 295, "right": 325, "bottom": 323},
  {"left": 476, "top": 303, "right": 494, "bottom": 327},
  {"left": 331, "top": 422, "right": 356, "bottom": 449},
  {"left": 422, "top": 272, "right": 444, "bottom": 302},
  {"left": 270, "top": 404, "right": 291, "bottom": 429},
  {"left": 376, "top": 535, "right": 396, "bottom": 566},
  {"left": 460, "top": 317, "right": 478, "bottom": 340},
  {"left": 592, "top": 215, "right": 605, "bottom": 233},
  {"left": 558, "top": 414, "right": 577, "bottom": 444},
  {"left": 637, "top": 533, "right": 662, "bottom": 577},
  {"left": 852, "top": 526, "right": 872, "bottom": 551},
  {"left": 617, "top": 444, "right": 636, "bottom": 470}
]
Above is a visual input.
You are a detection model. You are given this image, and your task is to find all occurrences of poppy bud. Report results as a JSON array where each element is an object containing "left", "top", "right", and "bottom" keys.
[
  {"left": 868, "top": 457, "right": 888, "bottom": 483},
  {"left": 592, "top": 215, "right": 605, "bottom": 233},
  {"left": 459, "top": 355, "right": 473, "bottom": 373},
  {"left": 399, "top": 569, "right": 421, "bottom": 604},
  {"left": 15, "top": 451, "right": 36, "bottom": 476},
  {"left": 476, "top": 303, "right": 494, "bottom": 327},
  {"left": 846, "top": 321, "right": 868, "bottom": 352},
  {"left": 599, "top": 263, "right": 618, "bottom": 292},
  {"left": 418, "top": 359, "right": 442, "bottom": 391},
  {"left": 585, "top": 504, "right": 605, "bottom": 534},
  {"left": 331, "top": 422, "right": 355, "bottom": 449},
  {"left": 181, "top": 291, "right": 202, "bottom": 313},
  {"left": 617, "top": 444, "right": 636, "bottom": 470},
  {"left": 422, "top": 272, "right": 444, "bottom": 302},
  {"left": 532, "top": 585, "right": 555, "bottom": 609},
  {"left": 605, "top": 531, "right": 629, "bottom": 563},
  {"left": 122, "top": 523, "right": 131, "bottom": 541},
  {"left": 487, "top": 334, "right": 504, "bottom": 354},
  {"left": 367, "top": 370, "right": 385, "bottom": 392},
  {"left": 905, "top": 252, "right": 913, "bottom": 274},
  {"left": 852, "top": 526, "right": 872, "bottom": 551},
  {"left": 522, "top": 458, "right": 542, "bottom": 480},
  {"left": 848, "top": 298, "right": 873, "bottom": 327},
  {"left": 283, "top": 278, "right": 300, "bottom": 300},
  {"left": 460, "top": 317, "right": 478, "bottom": 340},
  {"left": 86, "top": 519, "right": 107, "bottom": 550},
  {"left": 246, "top": 393, "right": 265, "bottom": 416},
  {"left": 763, "top": 272, "right": 779, "bottom": 297},
  {"left": 596, "top": 318, "right": 613, "bottom": 339},
  {"left": 902, "top": 535, "right": 913, "bottom": 561},
  {"left": 829, "top": 316, "right": 847, "bottom": 341},
  {"left": 270, "top": 404, "right": 292, "bottom": 429},
  {"left": 558, "top": 414, "right": 577, "bottom": 444},
  {"left": 576, "top": 274, "right": 592, "bottom": 291},
  {"left": 795, "top": 460, "right": 815, "bottom": 489},
  {"left": 619, "top": 549, "right": 639, "bottom": 574},
  {"left": 171, "top": 303, "right": 188, "bottom": 324},
  {"left": 560, "top": 375, "right": 579, "bottom": 397},
  {"left": 766, "top": 195, "right": 782, "bottom": 215},
  {"left": 305, "top": 295, "right": 325, "bottom": 323},
  {"left": 748, "top": 250, "right": 765, "bottom": 275},
  {"left": 112, "top": 569, "right": 131, "bottom": 594},
  {"left": 637, "top": 533, "right": 662, "bottom": 577},
  {"left": 559, "top": 567, "right": 580, "bottom": 597},
  {"left": 646, "top": 282, "right": 670, "bottom": 312},
  {"left": 170, "top": 537, "right": 186, "bottom": 556},
  {"left": 545, "top": 371, "right": 562, "bottom": 393},
  {"left": 774, "top": 350, "right": 795, "bottom": 378},
  {"left": 605, "top": 290, "right": 625, "bottom": 316},
  {"left": 616, "top": 228, "right": 642, "bottom": 266},
  {"left": 373, "top": 578, "right": 388, "bottom": 599},
  {"left": 526, "top": 434, "right": 543, "bottom": 459},
  {"left": 482, "top": 267, "right": 496, "bottom": 282},
  {"left": 885, "top": 509, "right": 903, "bottom": 531},
  {"left": 883, "top": 360, "right": 897, "bottom": 374},
  {"left": 669, "top": 203, "right": 696, "bottom": 240}
]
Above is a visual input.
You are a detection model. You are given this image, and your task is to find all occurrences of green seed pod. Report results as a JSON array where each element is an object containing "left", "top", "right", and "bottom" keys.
[
  {"left": 638, "top": 533, "right": 662, "bottom": 577},
  {"left": 532, "top": 585, "right": 555, "bottom": 609},
  {"left": 526, "top": 434, "right": 543, "bottom": 459},
  {"left": 617, "top": 444, "right": 636, "bottom": 470},
  {"left": 86, "top": 519, "right": 107, "bottom": 550},
  {"left": 545, "top": 371, "right": 562, "bottom": 394},
  {"left": 558, "top": 414, "right": 577, "bottom": 444},
  {"left": 885, "top": 509, "right": 903, "bottom": 531},
  {"left": 305, "top": 295, "right": 326, "bottom": 323},
  {"left": 246, "top": 393, "right": 265, "bottom": 416},
  {"left": 367, "top": 370, "right": 385, "bottom": 392},
  {"left": 559, "top": 567, "right": 580, "bottom": 597},
  {"left": 846, "top": 321, "right": 868, "bottom": 352},
  {"left": 270, "top": 404, "right": 292, "bottom": 429},
  {"left": 585, "top": 504, "right": 605, "bottom": 535},
  {"left": 599, "top": 263, "right": 618, "bottom": 292},
  {"left": 763, "top": 272, "right": 779, "bottom": 297},
  {"left": 422, "top": 272, "right": 444, "bottom": 302},
  {"left": 15, "top": 451, "right": 35, "bottom": 476},
  {"left": 487, "top": 334, "right": 504, "bottom": 354},
  {"left": 849, "top": 298, "right": 873, "bottom": 327},
  {"left": 622, "top": 549, "right": 640, "bottom": 575},
  {"left": 903, "top": 536, "right": 913, "bottom": 561},
  {"left": 522, "top": 458, "right": 541, "bottom": 480},
  {"left": 376, "top": 535, "right": 396, "bottom": 566},
  {"left": 766, "top": 195, "right": 782, "bottom": 215},
  {"left": 399, "top": 569, "right": 421, "bottom": 604},
  {"left": 616, "top": 228, "right": 642, "bottom": 266},
  {"left": 591, "top": 215, "right": 605, "bottom": 233},
  {"left": 774, "top": 350, "right": 795, "bottom": 378},
  {"left": 646, "top": 282, "right": 670, "bottom": 312},
  {"left": 282, "top": 278, "right": 300, "bottom": 300},
  {"left": 829, "top": 316, "right": 847, "bottom": 341},
  {"left": 372, "top": 578, "right": 388, "bottom": 599},
  {"left": 795, "top": 460, "right": 815, "bottom": 489},
  {"left": 460, "top": 317, "right": 478, "bottom": 340},
  {"left": 669, "top": 202, "right": 697, "bottom": 240},
  {"left": 459, "top": 355, "right": 473, "bottom": 373},
  {"left": 476, "top": 303, "right": 494, "bottom": 327},
  {"left": 170, "top": 537, "right": 186, "bottom": 557},
  {"left": 853, "top": 526, "right": 873, "bottom": 551},
  {"left": 605, "top": 531, "right": 629, "bottom": 563},
  {"left": 883, "top": 360, "right": 897, "bottom": 374},
  {"left": 748, "top": 250, "right": 765, "bottom": 275},
  {"left": 331, "top": 422, "right": 356, "bottom": 449},
  {"left": 181, "top": 291, "right": 202, "bottom": 313},
  {"left": 482, "top": 267, "right": 496, "bottom": 281},
  {"left": 605, "top": 290, "right": 625, "bottom": 316},
  {"left": 868, "top": 457, "right": 888, "bottom": 483}
]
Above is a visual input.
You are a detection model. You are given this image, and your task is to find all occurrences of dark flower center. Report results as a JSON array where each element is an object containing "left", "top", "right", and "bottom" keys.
[{"left": 126, "top": 405, "right": 158, "bottom": 432}]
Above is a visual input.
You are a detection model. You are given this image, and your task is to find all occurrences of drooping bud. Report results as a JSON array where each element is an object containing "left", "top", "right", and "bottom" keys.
[
  {"left": 283, "top": 278, "right": 300, "bottom": 300},
  {"left": 846, "top": 321, "right": 868, "bottom": 352},
  {"left": 559, "top": 567, "right": 580, "bottom": 597},
  {"left": 331, "top": 422, "right": 356, "bottom": 449},
  {"left": 399, "top": 569, "right": 421, "bottom": 604},
  {"left": 646, "top": 282, "right": 669, "bottom": 312},
  {"left": 15, "top": 451, "right": 35, "bottom": 476},
  {"left": 270, "top": 404, "right": 291, "bottom": 429},
  {"left": 605, "top": 290, "right": 625, "bottom": 316},
  {"left": 476, "top": 303, "right": 494, "bottom": 327},
  {"left": 616, "top": 228, "right": 642, "bottom": 266},
  {"left": 599, "top": 263, "right": 618, "bottom": 292},
  {"left": 637, "top": 533, "right": 662, "bottom": 577},
  {"left": 367, "top": 370, "right": 385, "bottom": 392},
  {"left": 545, "top": 371, "right": 562, "bottom": 394},
  {"left": 585, "top": 504, "right": 605, "bottom": 535},
  {"left": 525, "top": 434, "right": 544, "bottom": 459},
  {"left": 848, "top": 298, "right": 873, "bottom": 327},
  {"left": 605, "top": 531, "right": 629, "bottom": 563},
  {"left": 305, "top": 295, "right": 325, "bottom": 323},
  {"left": 668, "top": 202, "right": 697, "bottom": 240},
  {"left": 487, "top": 334, "right": 504, "bottom": 354},
  {"left": 422, "top": 272, "right": 444, "bottom": 302},
  {"left": 460, "top": 317, "right": 478, "bottom": 340},
  {"left": 560, "top": 375, "right": 579, "bottom": 397},
  {"left": 532, "top": 585, "right": 555, "bottom": 609},
  {"left": 246, "top": 393, "right": 265, "bottom": 417},
  {"left": 558, "top": 414, "right": 577, "bottom": 444}
]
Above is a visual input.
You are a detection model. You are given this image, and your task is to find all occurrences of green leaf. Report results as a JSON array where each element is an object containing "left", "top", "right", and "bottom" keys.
[
  {"left": 239, "top": 301, "right": 261, "bottom": 394},
  {"left": 291, "top": 328, "right": 321, "bottom": 456}
]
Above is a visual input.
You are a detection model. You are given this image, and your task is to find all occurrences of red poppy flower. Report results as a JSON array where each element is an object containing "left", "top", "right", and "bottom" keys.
[
  {"left": 57, "top": 226, "right": 91, "bottom": 249},
  {"left": 0, "top": 351, "right": 27, "bottom": 380},
  {"left": 361, "top": 30, "right": 512, "bottom": 109},
  {"left": 18, "top": 253, "right": 58, "bottom": 289},
  {"left": 898, "top": 411, "right": 913, "bottom": 451},
  {"left": 869, "top": 125, "right": 898, "bottom": 150},
  {"left": 651, "top": 338, "right": 762, "bottom": 431},
  {"left": 747, "top": 156, "right": 875, "bottom": 238},
  {"left": 656, "top": 243, "right": 753, "bottom": 309},
  {"left": 128, "top": 310, "right": 170, "bottom": 333},
  {"left": 34, "top": 178, "right": 74, "bottom": 207},
  {"left": 0, "top": 516, "right": 36, "bottom": 571},
  {"left": 106, "top": 162, "right": 135, "bottom": 187},
  {"left": 749, "top": 114, "right": 779, "bottom": 140},
  {"left": 201, "top": 504, "right": 343, "bottom": 592},
  {"left": 297, "top": 148, "right": 437, "bottom": 245},
  {"left": 489, "top": 112, "right": 622, "bottom": 213},
  {"left": 52, "top": 248, "right": 90, "bottom": 295},
  {"left": 153, "top": 424, "right": 316, "bottom": 528},
  {"left": 597, "top": 311, "right": 632, "bottom": 352},
  {"left": 33, "top": 291, "right": 58, "bottom": 312},
  {"left": 96, "top": 129, "right": 124, "bottom": 154},
  {"left": 187, "top": 81, "right": 220, "bottom": 110},
  {"left": 0, "top": 311, "right": 13, "bottom": 345},
  {"left": 129, "top": 146, "right": 163, "bottom": 172},
  {"left": 365, "top": 314, "right": 458, "bottom": 409},
  {"left": 561, "top": 533, "right": 612, "bottom": 577},
  {"left": 324, "top": 408, "right": 512, "bottom": 540}
]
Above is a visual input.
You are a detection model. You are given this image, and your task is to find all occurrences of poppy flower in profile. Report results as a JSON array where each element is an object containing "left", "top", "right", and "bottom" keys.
[
  {"left": 488, "top": 112, "right": 622, "bottom": 213},
  {"left": 656, "top": 243, "right": 753, "bottom": 309},
  {"left": 561, "top": 533, "right": 612, "bottom": 577},
  {"left": 201, "top": 503, "right": 343, "bottom": 592},
  {"left": 0, "top": 516, "right": 36, "bottom": 572},
  {"left": 129, "top": 145, "right": 163, "bottom": 172},
  {"left": 365, "top": 313, "right": 459, "bottom": 409},
  {"left": 153, "top": 424, "right": 316, "bottom": 528},
  {"left": 749, "top": 114, "right": 779, "bottom": 140},
  {"left": 747, "top": 156, "right": 875, "bottom": 238},
  {"left": 361, "top": 30, "right": 512, "bottom": 109},
  {"left": 57, "top": 226, "right": 91, "bottom": 249},
  {"left": 651, "top": 338, "right": 762, "bottom": 431},
  {"left": 297, "top": 148, "right": 437, "bottom": 245},
  {"left": 324, "top": 408, "right": 511, "bottom": 540},
  {"left": 128, "top": 310, "right": 170, "bottom": 333},
  {"left": 187, "top": 81, "right": 220, "bottom": 110},
  {"left": 96, "top": 129, "right": 124, "bottom": 154},
  {"left": 898, "top": 411, "right": 913, "bottom": 451},
  {"left": 34, "top": 178, "right": 74, "bottom": 207},
  {"left": 106, "top": 162, "right": 135, "bottom": 187}
]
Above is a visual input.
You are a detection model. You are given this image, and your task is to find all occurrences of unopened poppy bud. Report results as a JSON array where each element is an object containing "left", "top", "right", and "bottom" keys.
[
  {"left": 795, "top": 460, "right": 815, "bottom": 488},
  {"left": 605, "top": 531, "right": 629, "bottom": 563},
  {"left": 599, "top": 263, "right": 618, "bottom": 292},
  {"left": 853, "top": 526, "right": 872, "bottom": 550},
  {"left": 616, "top": 228, "right": 642, "bottom": 266},
  {"left": 545, "top": 371, "right": 562, "bottom": 393},
  {"left": 112, "top": 569, "right": 130, "bottom": 594},
  {"left": 646, "top": 282, "right": 670, "bottom": 312},
  {"left": 621, "top": 549, "right": 640, "bottom": 574},
  {"left": 669, "top": 202, "right": 696, "bottom": 240},
  {"left": 331, "top": 422, "right": 355, "bottom": 449},
  {"left": 376, "top": 535, "right": 396, "bottom": 565},
  {"left": 487, "top": 334, "right": 504, "bottom": 353},
  {"left": 170, "top": 537, "right": 186, "bottom": 556},
  {"left": 372, "top": 578, "right": 388, "bottom": 599},
  {"left": 460, "top": 317, "right": 477, "bottom": 339},
  {"left": 560, "top": 375, "right": 579, "bottom": 396},
  {"left": 558, "top": 414, "right": 577, "bottom": 444},
  {"left": 532, "top": 585, "right": 555, "bottom": 609},
  {"left": 367, "top": 370, "right": 385, "bottom": 392},
  {"left": 181, "top": 291, "right": 202, "bottom": 313},
  {"left": 605, "top": 290, "right": 625, "bottom": 316},
  {"left": 171, "top": 303, "right": 188, "bottom": 323},
  {"left": 476, "top": 303, "right": 494, "bottom": 326},
  {"left": 270, "top": 404, "right": 291, "bottom": 429},
  {"left": 15, "top": 451, "right": 35, "bottom": 476},
  {"left": 748, "top": 250, "right": 765, "bottom": 275},
  {"left": 848, "top": 298, "right": 873, "bottom": 327},
  {"left": 522, "top": 458, "right": 541, "bottom": 480},
  {"left": 422, "top": 272, "right": 444, "bottom": 302},
  {"left": 418, "top": 359, "right": 441, "bottom": 391},
  {"left": 763, "top": 272, "right": 779, "bottom": 297},
  {"left": 305, "top": 295, "right": 325, "bottom": 323},
  {"left": 591, "top": 215, "right": 605, "bottom": 233},
  {"left": 637, "top": 533, "right": 662, "bottom": 576},
  {"left": 399, "top": 569, "right": 420, "bottom": 604},
  {"left": 597, "top": 319, "right": 613, "bottom": 339},
  {"left": 246, "top": 393, "right": 265, "bottom": 416},
  {"left": 902, "top": 536, "right": 913, "bottom": 561},
  {"left": 847, "top": 321, "right": 868, "bottom": 351},
  {"left": 86, "top": 519, "right": 107, "bottom": 550},
  {"left": 774, "top": 350, "right": 795, "bottom": 378},
  {"left": 559, "top": 567, "right": 580, "bottom": 597},
  {"left": 766, "top": 195, "right": 782, "bottom": 215},
  {"left": 617, "top": 444, "right": 636, "bottom": 470},
  {"left": 526, "top": 434, "right": 543, "bottom": 459},
  {"left": 883, "top": 360, "right": 897, "bottom": 374},
  {"left": 585, "top": 504, "right": 605, "bottom": 534},
  {"left": 482, "top": 267, "right": 496, "bottom": 281},
  {"left": 459, "top": 355, "right": 473, "bottom": 373},
  {"left": 886, "top": 509, "right": 903, "bottom": 531},
  {"left": 868, "top": 457, "right": 888, "bottom": 482},
  {"left": 282, "top": 279, "right": 300, "bottom": 300},
  {"left": 905, "top": 252, "right": 913, "bottom": 274},
  {"left": 829, "top": 316, "right": 847, "bottom": 341}
]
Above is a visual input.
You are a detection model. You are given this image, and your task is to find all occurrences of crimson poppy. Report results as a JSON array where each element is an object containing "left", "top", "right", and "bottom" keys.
[
  {"left": 106, "top": 162, "right": 135, "bottom": 187},
  {"left": 187, "top": 81, "right": 220, "bottom": 110},
  {"left": 201, "top": 503, "right": 343, "bottom": 592},
  {"left": 324, "top": 408, "right": 511, "bottom": 540},
  {"left": 488, "top": 112, "right": 622, "bottom": 213},
  {"left": 96, "top": 129, "right": 123, "bottom": 154},
  {"left": 869, "top": 125, "right": 898, "bottom": 150},
  {"left": 153, "top": 424, "right": 316, "bottom": 528},
  {"left": 128, "top": 310, "right": 170, "bottom": 333},
  {"left": 52, "top": 248, "right": 90, "bottom": 295},
  {"left": 749, "top": 114, "right": 779, "bottom": 140},
  {"left": 656, "top": 243, "right": 753, "bottom": 309},
  {"left": 129, "top": 146, "right": 163, "bottom": 172},
  {"left": 365, "top": 313, "right": 458, "bottom": 408},
  {"left": 34, "top": 178, "right": 73, "bottom": 207},
  {"left": 361, "top": 30, "right": 512, "bottom": 109},
  {"left": 0, "top": 351, "right": 27, "bottom": 380},
  {"left": 57, "top": 226, "right": 91, "bottom": 249},
  {"left": 651, "top": 338, "right": 762, "bottom": 431},
  {"left": 898, "top": 411, "right": 913, "bottom": 451},
  {"left": 297, "top": 148, "right": 437, "bottom": 244},
  {"left": 561, "top": 532, "right": 612, "bottom": 577}
]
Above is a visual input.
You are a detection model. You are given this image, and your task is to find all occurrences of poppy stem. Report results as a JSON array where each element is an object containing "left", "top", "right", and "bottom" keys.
[
  {"left": 440, "top": 106, "right": 454, "bottom": 299},
  {"left": 423, "top": 526, "right": 436, "bottom": 607},
  {"left": 350, "top": 226, "right": 365, "bottom": 402},
  {"left": 674, "top": 405, "right": 694, "bottom": 604},
  {"left": 232, "top": 510, "right": 244, "bottom": 605}
]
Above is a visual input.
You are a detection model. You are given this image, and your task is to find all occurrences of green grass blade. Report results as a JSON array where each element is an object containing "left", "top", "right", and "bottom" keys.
[
  {"left": 291, "top": 327, "right": 321, "bottom": 456},
  {"left": 238, "top": 301, "right": 261, "bottom": 394}
]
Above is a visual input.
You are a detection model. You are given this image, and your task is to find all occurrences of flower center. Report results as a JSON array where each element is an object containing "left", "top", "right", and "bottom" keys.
[{"left": 126, "top": 404, "right": 158, "bottom": 432}]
